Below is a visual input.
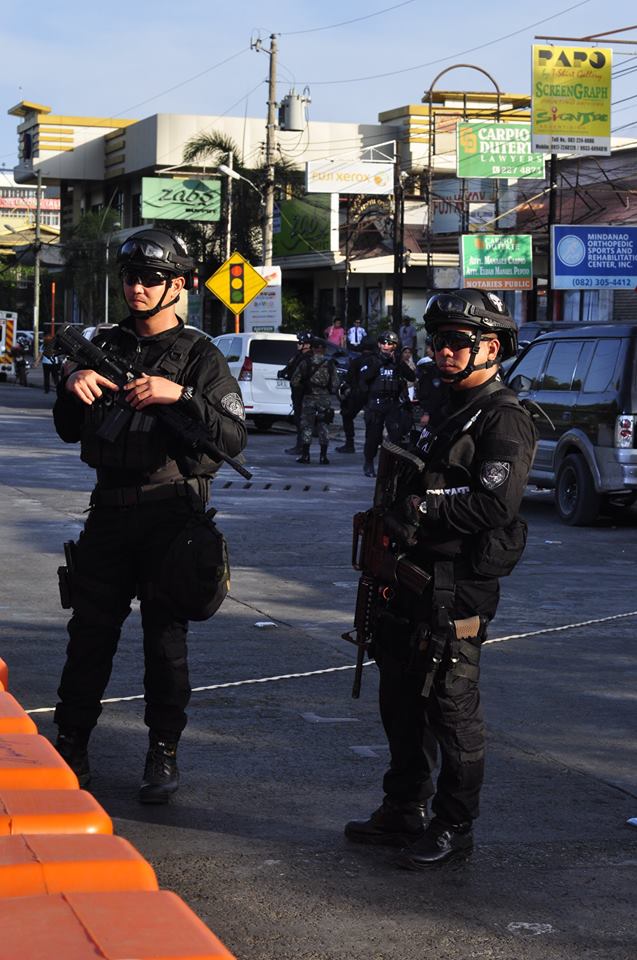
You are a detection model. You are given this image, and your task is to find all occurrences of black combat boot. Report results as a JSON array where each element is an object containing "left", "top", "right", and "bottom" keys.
[
  {"left": 396, "top": 818, "right": 473, "bottom": 869},
  {"left": 363, "top": 459, "right": 376, "bottom": 477},
  {"left": 138, "top": 736, "right": 179, "bottom": 804},
  {"left": 285, "top": 432, "right": 303, "bottom": 455},
  {"left": 55, "top": 728, "right": 91, "bottom": 788},
  {"left": 336, "top": 441, "right": 356, "bottom": 453},
  {"left": 319, "top": 445, "right": 330, "bottom": 465},
  {"left": 296, "top": 443, "right": 311, "bottom": 464},
  {"left": 344, "top": 799, "right": 428, "bottom": 846}
]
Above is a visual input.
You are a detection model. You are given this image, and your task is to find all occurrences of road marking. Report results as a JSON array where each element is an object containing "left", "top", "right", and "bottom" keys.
[
  {"left": 507, "top": 922, "right": 554, "bottom": 936},
  {"left": 349, "top": 745, "right": 387, "bottom": 758},
  {"left": 301, "top": 713, "right": 359, "bottom": 724},
  {"left": 24, "top": 610, "right": 637, "bottom": 715}
]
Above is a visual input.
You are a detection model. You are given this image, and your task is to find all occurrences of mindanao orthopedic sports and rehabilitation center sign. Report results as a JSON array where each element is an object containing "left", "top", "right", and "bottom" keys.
[
  {"left": 141, "top": 177, "right": 221, "bottom": 222},
  {"left": 531, "top": 45, "right": 612, "bottom": 155},
  {"left": 551, "top": 225, "right": 637, "bottom": 290},
  {"left": 457, "top": 122, "right": 545, "bottom": 179},
  {"left": 461, "top": 234, "right": 533, "bottom": 290}
]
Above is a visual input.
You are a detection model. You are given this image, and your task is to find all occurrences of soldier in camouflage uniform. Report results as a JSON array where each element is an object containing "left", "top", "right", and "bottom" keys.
[{"left": 290, "top": 338, "right": 338, "bottom": 464}]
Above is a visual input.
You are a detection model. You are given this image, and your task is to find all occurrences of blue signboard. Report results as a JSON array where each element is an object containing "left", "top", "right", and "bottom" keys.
[{"left": 552, "top": 225, "right": 637, "bottom": 290}]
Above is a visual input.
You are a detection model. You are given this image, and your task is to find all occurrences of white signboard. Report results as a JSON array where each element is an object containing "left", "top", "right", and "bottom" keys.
[
  {"left": 243, "top": 266, "right": 282, "bottom": 332},
  {"left": 306, "top": 160, "right": 394, "bottom": 195}
]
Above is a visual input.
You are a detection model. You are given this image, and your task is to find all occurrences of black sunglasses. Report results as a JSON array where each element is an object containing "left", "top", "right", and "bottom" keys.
[
  {"left": 122, "top": 269, "right": 169, "bottom": 288},
  {"left": 432, "top": 331, "right": 477, "bottom": 352}
]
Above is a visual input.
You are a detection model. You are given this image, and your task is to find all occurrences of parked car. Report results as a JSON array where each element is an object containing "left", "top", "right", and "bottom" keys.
[
  {"left": 505, "top": 323, "right": 637, "bottom": 525},
  {"left": 212, "top": 332, "right": 298, "bottom": 430}
]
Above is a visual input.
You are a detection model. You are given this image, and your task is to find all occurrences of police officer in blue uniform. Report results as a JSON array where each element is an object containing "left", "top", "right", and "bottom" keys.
[{"left": 52, "top": 228, "right": 247, "bottom": 803}]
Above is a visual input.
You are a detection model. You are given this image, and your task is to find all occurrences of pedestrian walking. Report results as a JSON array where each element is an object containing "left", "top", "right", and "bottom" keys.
[
  {"left": 345, "top": 289, "right": 537, "bottom": 868},
  {"left": 51, "top": 228, "right": 247, "bottom": 803}
]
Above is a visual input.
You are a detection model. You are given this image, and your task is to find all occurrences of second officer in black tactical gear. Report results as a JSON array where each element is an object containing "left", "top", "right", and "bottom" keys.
[
  {"left": 345, "top": 289, "right": 536, "bottom": 868},
  {"left": 360, "top": 330, "right": 416, "bottom": 477},
  {"left": 52, "top": 228, "right": 247, "bottom": 803},
  {"left": 290, "top": 337, "right": 338, "bottom": 464}
]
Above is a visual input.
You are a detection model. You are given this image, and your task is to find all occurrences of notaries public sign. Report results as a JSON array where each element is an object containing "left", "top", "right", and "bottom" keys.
[
  {"left": 551, "top": 225, "right": 637, "bottom": 290},
  {"left": 531, "top": 45, "right": 612, "bottom": 156},
  {"left": 461, "top": 234, "right": 533, "bottom": 290},
  {"left": 457, "top": 122, "right": 545, "bottom": 180},
  {"left": 305, "top": 160, "right": 394, "bottom": 195},
  {"left": 141, "top": 177, "right": 221, "bottom": 222}
]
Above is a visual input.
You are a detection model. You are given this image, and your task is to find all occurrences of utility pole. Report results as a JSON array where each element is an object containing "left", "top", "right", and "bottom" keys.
[
  {"left": 545, "top": 153, "right": 558, "bottom": 324},
  {"left": 263, "top": 33, "right": 278, "bottom": 266},
  {"left": 33, "top": 167, "right": 41, "bottom": 355},
  {"left": 392, "top": 168, "right": 407, "bottom": 330}
]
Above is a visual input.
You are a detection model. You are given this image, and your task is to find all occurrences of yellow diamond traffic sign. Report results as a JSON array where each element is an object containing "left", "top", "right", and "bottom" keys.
[{"left": 205, "top": 251, "right": 268, "bottom": 316}]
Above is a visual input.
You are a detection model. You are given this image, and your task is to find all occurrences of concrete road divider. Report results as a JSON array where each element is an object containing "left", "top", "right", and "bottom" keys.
[
  {"left": 0, "top": 789, "right": 112, "bottom": 835},
  {"left": 0, "top": 834, "right": 158, "bottom": 897},
  {"left": 0, "top": 734, "right": 79, "bottom": 790},
  {"left": 0, "top": 692, "right": 38, "bottom": 734},
  {"left": 0, "top": 889, "right": 237, "bottom": 959}
]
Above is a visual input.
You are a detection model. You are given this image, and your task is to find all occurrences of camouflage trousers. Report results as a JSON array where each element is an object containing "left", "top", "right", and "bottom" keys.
[{"left": 300, "top": 395, "right": 332, "bottom": 445}]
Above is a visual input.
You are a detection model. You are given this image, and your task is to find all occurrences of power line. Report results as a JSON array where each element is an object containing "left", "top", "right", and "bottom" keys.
[
  {"left": 282, "top": 0, "right": 416, "bottom": 36},
  {"left": 304, "top": 0, "right": 593, "bottom": 85}
]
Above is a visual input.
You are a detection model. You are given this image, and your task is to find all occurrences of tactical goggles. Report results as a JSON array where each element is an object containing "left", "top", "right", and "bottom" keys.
[
  {"left": 119, "top": 238, "right": 173, "bottom": 262},
  {"left": 425, "top": 294, "right": 490, "bottom": 320},
  {"left": 122, "top": 269, "right": 170, "bottom": 288},
  {"left": 378, "top": 337, "right": 397, "bottom": 346}
]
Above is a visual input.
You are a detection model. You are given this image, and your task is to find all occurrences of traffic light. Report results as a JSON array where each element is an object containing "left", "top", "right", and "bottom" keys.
[{"left": 229, "top": 262, "right": 245, "bottom": 305}]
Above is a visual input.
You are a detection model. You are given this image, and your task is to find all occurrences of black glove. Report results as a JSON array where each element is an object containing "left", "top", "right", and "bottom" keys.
[{"left": 383, "top": 495, "right": 423, "bottom": 548}]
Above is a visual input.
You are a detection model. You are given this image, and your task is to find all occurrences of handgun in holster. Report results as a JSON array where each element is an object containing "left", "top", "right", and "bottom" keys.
[{"left": 57, "top": 540, "right": 77, "bottom": 609}]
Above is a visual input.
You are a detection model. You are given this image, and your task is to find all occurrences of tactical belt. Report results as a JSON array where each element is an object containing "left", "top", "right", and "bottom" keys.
[{"left": 90, "top": 477, "right": 206, "bottom": 508}]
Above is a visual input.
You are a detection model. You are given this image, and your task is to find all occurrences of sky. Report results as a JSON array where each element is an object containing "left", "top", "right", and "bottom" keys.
[{"left": 2, "top": 0, "right": 637, "bottom": 169}]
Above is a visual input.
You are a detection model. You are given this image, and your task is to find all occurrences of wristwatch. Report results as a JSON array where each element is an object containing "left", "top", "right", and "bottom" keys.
[{"left": 178, "top": 385, "right": 195, "bottom": 404}]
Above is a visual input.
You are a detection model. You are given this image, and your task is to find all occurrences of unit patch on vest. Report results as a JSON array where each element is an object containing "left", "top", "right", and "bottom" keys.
[
  {"left": 480, "top": 460, "right": 510, "bottom": 489},
  {"left": 220, "top": 392, "right": 246, "bottom": 420}
]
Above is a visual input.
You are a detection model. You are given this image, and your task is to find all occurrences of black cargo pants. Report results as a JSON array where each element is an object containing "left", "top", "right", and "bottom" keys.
[{"left": 55, "top": 497, "right": 198, "bottom": 742}]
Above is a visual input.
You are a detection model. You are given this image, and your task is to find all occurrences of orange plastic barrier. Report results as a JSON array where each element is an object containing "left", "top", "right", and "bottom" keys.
[
  {"left": 0, "top": 657, "right": 8, "bottom": 691},
  {"left": 0, "top": 733, "right": 78, "bottom": 789},
  {"left": 0, "top": 692, "right": 38, "bottom": 734},
  {"left": 0, "top": 789, "right": 112, "bottom": 836},
  {"left": 0, "top": 890, "right": 237, "bottom": 959},
  {"left": 0, "top": 834, "right": 158, "bottom": 897}
]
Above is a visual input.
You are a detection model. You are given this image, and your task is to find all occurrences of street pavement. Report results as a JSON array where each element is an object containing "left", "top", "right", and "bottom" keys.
[{"left": 1, "top": 376, "right": 636, "bottom": 960}]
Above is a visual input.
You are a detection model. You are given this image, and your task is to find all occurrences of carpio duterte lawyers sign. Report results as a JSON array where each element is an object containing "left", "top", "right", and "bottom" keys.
[
  {"left": 457, "top": 122, "right": 545, "bottom": 179},
  {"left": 305, "top": 160, "right": 393, "bottom": 195},
  {"left": 531, "top": 45, "right": 612, "bottom": 155},
  {"left": 551, "top": 225, "right": 637, "bottom": 290},
  {"left": 461, "top": 234, "right": 533, "bottom": 290}
]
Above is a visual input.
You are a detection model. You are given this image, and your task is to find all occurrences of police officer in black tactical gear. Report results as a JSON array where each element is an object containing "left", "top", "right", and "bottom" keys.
[
  {"left": 344, "top": 289, "right": 537, "bottom": 869},
  {"left": 51, "top": 227, "right": 247, "bottom": 803},
  {"left": 335, "top": 335, "right": 375, "bottom": 454},
  {"left": 360, "top": 330, "right": 416, "bottom": 477},
  {"left": 278, "top": 331, "right": 313, "bottom": 455}
]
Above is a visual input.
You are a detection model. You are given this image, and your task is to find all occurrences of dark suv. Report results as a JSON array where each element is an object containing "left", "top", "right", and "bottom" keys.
[{"left": 506, "top": 323, "right": 637, "bottom": 525}]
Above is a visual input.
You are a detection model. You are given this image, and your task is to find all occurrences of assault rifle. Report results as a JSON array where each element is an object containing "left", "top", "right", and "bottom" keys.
[
  {"left": 342, "top": 439, "right": 431, "bottom": 698},
  {"left": 53, "top": 323, "right": 252, "bottom": 480}
]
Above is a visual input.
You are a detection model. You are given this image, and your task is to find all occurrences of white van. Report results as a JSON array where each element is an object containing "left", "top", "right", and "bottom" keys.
[{"left": 213, "top": 332, "right": 298, "bottom": 431}]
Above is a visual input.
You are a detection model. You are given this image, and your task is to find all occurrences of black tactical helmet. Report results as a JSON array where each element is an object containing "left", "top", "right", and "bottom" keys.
[
  {"left": 377, "top": 330, "right": 399, "bottom": 347},
  {"left": 117, "top": 228, "right": 195, "bottom": 287},
  {"left": 423, "top": 289, "right": 517, "bottom": 360},
  {"left": 297, "top": 331, "right": 313, "bottom": 344}
]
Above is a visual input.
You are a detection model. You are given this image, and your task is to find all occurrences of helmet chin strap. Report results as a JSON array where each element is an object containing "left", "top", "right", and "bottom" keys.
[
  {"left": 436, "top": 330, "right": 499, "bottom": 383},
  {"left": 126, "top": 279, "right": 180, "bottom": 320}
]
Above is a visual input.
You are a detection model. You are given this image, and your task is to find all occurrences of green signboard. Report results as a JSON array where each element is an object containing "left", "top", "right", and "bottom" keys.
[
  {"left": 461, "top": 234, "right": 533, "bottom": 290},
  {"left": 273, "top": 195, "right": 331, "bottom": 257},
  {"left": 141, "top": 177, "right": 221, "bottom": 222},
  {"left": 457, "top": 122, "right": 545, "bottom": 180}
]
